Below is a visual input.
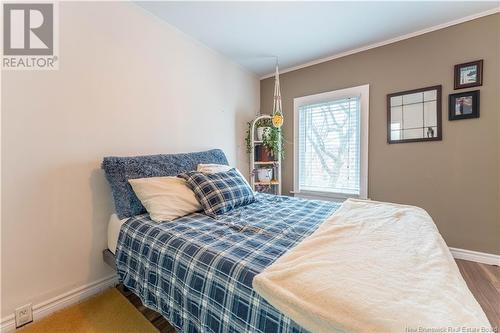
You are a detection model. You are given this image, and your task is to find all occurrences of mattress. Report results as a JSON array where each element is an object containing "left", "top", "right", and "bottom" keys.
[{"left": 107, "top": 214, "right": 128, "bottom": 254}]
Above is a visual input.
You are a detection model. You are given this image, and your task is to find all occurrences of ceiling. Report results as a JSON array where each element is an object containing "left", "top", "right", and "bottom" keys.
[{"left": 137, "top": 1, "right": 499, "bottom": 77}]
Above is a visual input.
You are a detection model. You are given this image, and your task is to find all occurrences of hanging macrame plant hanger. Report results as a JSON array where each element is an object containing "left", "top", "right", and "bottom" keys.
[{"left": 272, "top": 60, "right": 284, "bottom": 128}]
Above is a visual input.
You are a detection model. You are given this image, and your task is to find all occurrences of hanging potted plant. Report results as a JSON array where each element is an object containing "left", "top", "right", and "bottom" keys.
[{"left": 262, "top": 125, "right": 283, "bottom": 160}]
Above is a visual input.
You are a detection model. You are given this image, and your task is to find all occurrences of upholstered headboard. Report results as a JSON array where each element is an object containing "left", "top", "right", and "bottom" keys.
[{"left": 102, "top": 149, "right": 228, "bottom": 219}]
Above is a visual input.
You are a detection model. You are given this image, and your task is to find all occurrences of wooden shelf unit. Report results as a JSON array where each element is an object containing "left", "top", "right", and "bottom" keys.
[
  {"left": 254, "top": 181, "right": 280, "bottom": 185},
  {"left": 249, "top": 115, "right": 282, "bottom": 195},
  {"left": 254, "top": 161, "right": 278, "bottom": 165}
]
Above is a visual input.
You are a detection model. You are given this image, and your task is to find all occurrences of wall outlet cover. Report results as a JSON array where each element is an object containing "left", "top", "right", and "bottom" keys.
[{"left": 15, "top": 304, "right": 33, "bottom": 328}]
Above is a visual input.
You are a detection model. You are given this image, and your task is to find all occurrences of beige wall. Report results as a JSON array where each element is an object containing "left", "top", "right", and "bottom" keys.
[
  {"left": 1, "top": 2, "right": 259, "bottom": 318},
  {"left": 261, "top": 13, "right": 499, "bottom": 254}
]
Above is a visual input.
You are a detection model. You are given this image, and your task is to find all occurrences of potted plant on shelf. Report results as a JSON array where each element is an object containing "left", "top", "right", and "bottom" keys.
[
  {"left": 245, "top": 118, "right": 284, "bottom": 161},
  {"left": 256, "top": 126, "right": 270, "bottom": 141}
]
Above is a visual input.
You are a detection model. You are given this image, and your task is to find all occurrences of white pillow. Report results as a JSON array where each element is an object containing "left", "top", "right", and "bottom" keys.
[
  {"left": 128, "top": 176, "right": 201, "bottom": 222},
  {"left": 197, "top": 164, "right": 251, "bottom": 187},
  {"left": 197, "top": 163, "right": 232, "bottom": 173}
]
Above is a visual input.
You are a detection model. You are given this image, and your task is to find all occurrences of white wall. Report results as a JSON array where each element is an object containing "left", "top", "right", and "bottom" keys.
[{"left": 1, "top": 2, "right": 259, "bottom": 318}]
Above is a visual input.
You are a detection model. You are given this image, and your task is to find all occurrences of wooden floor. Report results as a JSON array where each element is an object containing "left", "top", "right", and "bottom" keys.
[
  {"left": 118, "top": 259, "right": 500, "bottom": 332},
  {"left": 456, "top": 259, "right": 500, "bottom": 328}
]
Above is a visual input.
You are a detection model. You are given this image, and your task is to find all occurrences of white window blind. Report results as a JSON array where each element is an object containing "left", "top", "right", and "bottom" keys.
[{"left": 298, "top": 96, "right": 361, "bottom": 195}]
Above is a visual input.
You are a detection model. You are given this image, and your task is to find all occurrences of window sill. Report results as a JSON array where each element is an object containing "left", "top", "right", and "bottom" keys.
[{"left": 290, "top": 190, "right": 366, "bottom": 202}]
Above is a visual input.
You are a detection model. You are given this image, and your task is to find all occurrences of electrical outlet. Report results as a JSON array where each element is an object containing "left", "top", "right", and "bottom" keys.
[{"left": 15, "top": 304, "right": 33, "bottom": 328}]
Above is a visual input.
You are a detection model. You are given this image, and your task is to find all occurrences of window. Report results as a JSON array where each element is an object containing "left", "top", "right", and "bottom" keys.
[{"left": 294, "top": 85, "right": 369, "bottom": 199}]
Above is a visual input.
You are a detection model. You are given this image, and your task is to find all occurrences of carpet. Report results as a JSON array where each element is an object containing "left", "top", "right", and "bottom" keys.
[{"left": 18, "top": 288, "right": 158, "bottom": 333}]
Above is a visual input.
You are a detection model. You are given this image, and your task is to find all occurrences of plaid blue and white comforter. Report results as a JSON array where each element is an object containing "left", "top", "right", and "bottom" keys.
[{"left": 115, "top": 193, "right": 340, "bottom": 333}]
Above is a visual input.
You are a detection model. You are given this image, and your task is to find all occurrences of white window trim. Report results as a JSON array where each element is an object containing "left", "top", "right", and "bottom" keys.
[{"left": 293, "top": 84, "right": 369, "bottom": 200}]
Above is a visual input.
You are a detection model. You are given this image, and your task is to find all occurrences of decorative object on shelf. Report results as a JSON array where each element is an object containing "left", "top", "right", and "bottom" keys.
[
  {"left": 454, "top": 60, "right": 483, "bottom": 90},
  {"left": 248, "top": 115, "right": 282, "bottom": 195},
  {"left": 449, "top": 90, "right": 480, "bottom": 120},
  {"left": 271, "top": 59, "right": 284, "bottom": 128},
  {"left": 256, "top": 168, "right": 273, "bottom": 182},
  {"left": 254, "top": 183, "right": 273, "bottom": 194},
  {"left": 255, "top": 145, "right": 272, "bottom": 162},
  {"left": 387, "top": 85, "right": 442, "bottom": 144}
]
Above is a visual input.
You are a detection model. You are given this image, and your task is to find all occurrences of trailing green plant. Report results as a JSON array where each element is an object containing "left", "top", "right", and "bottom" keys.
[
  {"left": 245, "top": 118, "right": 284, "bottom": 159},
  {"left": 263, "top": 126, "right": 284, "bottom": 159}
]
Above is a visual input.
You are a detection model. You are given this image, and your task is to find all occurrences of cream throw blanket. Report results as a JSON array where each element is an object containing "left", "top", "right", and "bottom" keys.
[{"left": 253, "top": 199, "right": 491, "bottom": 333}]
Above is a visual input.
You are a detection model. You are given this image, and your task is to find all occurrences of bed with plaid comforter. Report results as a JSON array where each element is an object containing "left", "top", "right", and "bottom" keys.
[{"left": 115, "top": 193, "right": 340, "bottom": 333}]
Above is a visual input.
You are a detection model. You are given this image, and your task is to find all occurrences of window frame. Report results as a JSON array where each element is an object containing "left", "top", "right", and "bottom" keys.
[{"left": 293, "top": 84, "right": 369, "bottom": 200}]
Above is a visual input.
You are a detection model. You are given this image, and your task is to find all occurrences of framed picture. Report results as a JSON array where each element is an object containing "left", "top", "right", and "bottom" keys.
[
  {"left": 448, "top": 90, "right": 480, "bottom": 120},
  {"left": 387, "top": 85, "right": 442, "bottom": 144},
  {"left": 454, "top": 60, "right": 483, "bottom": 90}
]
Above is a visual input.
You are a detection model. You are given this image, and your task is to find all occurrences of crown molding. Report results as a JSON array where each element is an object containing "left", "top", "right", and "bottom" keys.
[{"left": 260, "top": 7, "right": 499, "bottom": 80}]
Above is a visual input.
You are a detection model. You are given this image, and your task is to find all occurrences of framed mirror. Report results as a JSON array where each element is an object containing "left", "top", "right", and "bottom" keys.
[{"left": 387, "top": 85, "right": 442, "bottom": 144}]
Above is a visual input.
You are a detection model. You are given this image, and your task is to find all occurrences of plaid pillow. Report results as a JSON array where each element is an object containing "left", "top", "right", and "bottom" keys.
[{"left": 178, "top": 169, "right": 255, "bottom": 217}]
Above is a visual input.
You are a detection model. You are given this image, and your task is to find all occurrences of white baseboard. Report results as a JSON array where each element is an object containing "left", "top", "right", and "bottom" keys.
[
  {"left": 450, "top": 247, "right": 500, "bottom": 266},
  {"left": 0, "top": 274, "right": 118, "bottom": 333}
]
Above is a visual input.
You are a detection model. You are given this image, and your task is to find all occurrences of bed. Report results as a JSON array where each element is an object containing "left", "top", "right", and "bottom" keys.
[
  {"left": 102, "top": 149, "right": 490, "bottom": 333},
  {"left": 102, "top": 149, "right": 340, "bottom": 332}
]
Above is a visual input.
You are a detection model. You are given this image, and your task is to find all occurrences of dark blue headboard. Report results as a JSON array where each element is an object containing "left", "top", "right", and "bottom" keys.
[{"left": 102, "top": 149, "right": 228, "bottom": 219}]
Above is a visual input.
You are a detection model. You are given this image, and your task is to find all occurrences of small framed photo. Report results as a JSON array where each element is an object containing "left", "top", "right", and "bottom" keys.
[
  {"left": 454, "top": 60, "right": 483, "bottom": 90},
  {"left": 449, "top": 90, "right": 480, "bottom": 120}
]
